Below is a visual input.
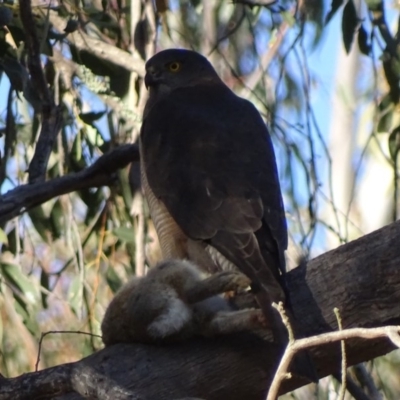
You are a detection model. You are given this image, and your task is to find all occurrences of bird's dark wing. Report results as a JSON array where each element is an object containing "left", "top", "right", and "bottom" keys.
[{"left": 141, "top": 84, "right": 287, "bottom": 300}]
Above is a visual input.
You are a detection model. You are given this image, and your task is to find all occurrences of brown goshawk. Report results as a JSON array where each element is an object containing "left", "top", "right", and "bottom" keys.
[{"left": 139, "top": 49, "right": 315, "bottom": 381}]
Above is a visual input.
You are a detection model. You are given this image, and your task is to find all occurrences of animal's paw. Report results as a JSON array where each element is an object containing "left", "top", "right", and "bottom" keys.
[
  {"left": 250, "top": 309, "right": 269, "bottom": 328},
  {"left": 217, "top": 270, "right": 252, "bottom": 292}
]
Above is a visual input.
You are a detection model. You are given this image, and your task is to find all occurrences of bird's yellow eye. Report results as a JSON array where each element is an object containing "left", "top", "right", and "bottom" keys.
[{"left": 168, "top": 62, "right": 181, "bottom": 72}]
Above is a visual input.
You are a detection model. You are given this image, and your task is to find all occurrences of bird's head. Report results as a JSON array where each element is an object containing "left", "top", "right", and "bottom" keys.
[{"left": 144, "top": 49, "right": 221, "bottom": 95}]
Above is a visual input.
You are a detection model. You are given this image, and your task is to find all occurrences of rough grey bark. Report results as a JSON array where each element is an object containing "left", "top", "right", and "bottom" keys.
[{"left": 1, "top": 220, "right": 400, "bottom": 400}]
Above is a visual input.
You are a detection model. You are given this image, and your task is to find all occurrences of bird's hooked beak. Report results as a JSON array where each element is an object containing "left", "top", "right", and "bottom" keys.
[{"left": 144, "top": 65, "right": 161, "bottom": 89}]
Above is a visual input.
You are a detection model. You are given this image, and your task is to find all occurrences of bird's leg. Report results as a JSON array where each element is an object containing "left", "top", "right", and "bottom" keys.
[{"left": 185, "top": 271, "right": 251, "bottom": 304}]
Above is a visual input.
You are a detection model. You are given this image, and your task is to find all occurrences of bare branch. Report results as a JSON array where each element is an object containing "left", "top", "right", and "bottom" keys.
[
  {"left": 0, "top": 144, "right": 139, "bottom": 224},
  {"left": 20, "top": 0, "right": 63, "bottom": 183},
  {"left": 19, "top": 0, "right": 52, "bottom": 106},
  {"left": 266, "top": 325, "right": 400, "bottom": 400},
  {"left": 0, "top": 363, "right": 74, "bottom": 400},
  {"left": 334, "top": 307, "right": 347, "bottom": 400},
  {"left": 272, "top": 302, "right": 294, "bottom": 343},
  {"left": 48, "top": 12, "right": 145, "bottom": 76}
]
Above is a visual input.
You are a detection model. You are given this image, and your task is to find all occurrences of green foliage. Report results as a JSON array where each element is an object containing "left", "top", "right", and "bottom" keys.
[
  {"left": 341, "top": 0, "right": 359, "bottom": 53},
  {"left": 357, "top": 24, "right": 371, "bottom": 56},
  {"left": 389, "top": 126, "right": 400, "bottom": 162}
]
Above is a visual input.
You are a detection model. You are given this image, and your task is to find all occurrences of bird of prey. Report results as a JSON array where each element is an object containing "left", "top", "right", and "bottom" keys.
[{"left": 139, "top": 49, "right": 314, "bottom": 380}]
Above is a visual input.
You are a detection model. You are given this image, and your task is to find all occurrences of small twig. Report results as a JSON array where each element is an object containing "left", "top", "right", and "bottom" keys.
[
  {"left": 266, "top": 310, "right": 400, "bottom": 400},
  {"left": 35, "top": 330, "right": 102, "bottom": 371},
  {"left": 267, "top": 302, "right": 294, "bottom": 400},
  {"left": 334, "top": 307, "right": 347, "bottom": 400},
  {"left": 238, "top": 12, "right": 291, "bottom": 97},
  {"left": 272, "top": 301, "right": 294, "bottom": 342}
]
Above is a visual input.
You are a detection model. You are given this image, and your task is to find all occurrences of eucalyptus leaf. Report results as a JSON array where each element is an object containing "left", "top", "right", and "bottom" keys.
[
  {"left": 0, "top": 262, "right": 40, "bottom": 305},
  {"left": 0, "top": 228, "right": 8, "bottom": 245},
  {"left": 112, "top": 226, "right": 135, "bottom": 243},
  {"left": 388, "top": 126, "right": 400, "bottom": 162},
  {"left": 68, "top": 275, "right": 84, "bottom": 317},
  {"left": 341, "top": 0, "right": 359, "bottom": 53}
]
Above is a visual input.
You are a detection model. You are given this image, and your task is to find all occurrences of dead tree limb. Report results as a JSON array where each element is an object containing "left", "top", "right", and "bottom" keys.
[
  {"left": 0, "top": 144, "right": 139, "bottom": 224},
  {"left": 1, "top": 220, "right": 400, "bottom": 400}
]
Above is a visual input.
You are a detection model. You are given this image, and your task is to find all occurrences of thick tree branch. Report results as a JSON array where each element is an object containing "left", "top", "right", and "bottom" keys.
[
  {"left": 20, "top": 0, "right": 63, "bottom": 183},
  {"left": 19, "top": 0, "right": 52, "bottom": 106},
  {"left": 0, "top": 144, "right": 139, "bottom": 224},
  {"left": 0, "top": 363, "right": 74, "bottom": 400},
  {"left": 1, "top": 220, "right": 400, "bottom": 399}
]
